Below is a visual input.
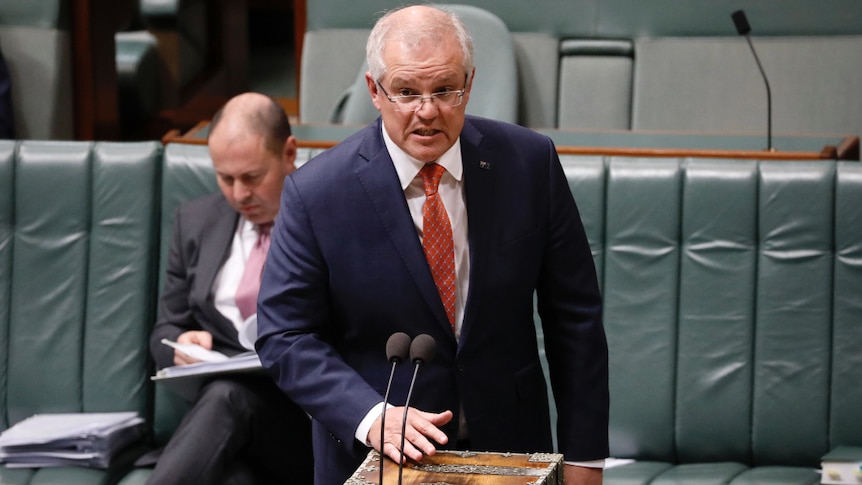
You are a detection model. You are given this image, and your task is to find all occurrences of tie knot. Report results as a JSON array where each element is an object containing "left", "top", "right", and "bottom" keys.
[
  {"left": 257, "top": 223, "right": 273, "bottom": 237},
  {"left": 420, "top": 163, "right": 446, "bottom": 196},
  {"left": 255, "top": 223, "right": 273, "bottom": 248}
]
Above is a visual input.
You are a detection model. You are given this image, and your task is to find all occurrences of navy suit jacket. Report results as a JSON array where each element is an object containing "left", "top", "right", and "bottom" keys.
[{"left": 257, "top": 116, "right": 609, "bottom": 484}]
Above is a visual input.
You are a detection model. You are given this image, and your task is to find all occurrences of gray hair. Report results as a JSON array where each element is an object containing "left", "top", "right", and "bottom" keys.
[{"left": 366, "top": 5, "right": 474, "bottom": 83}]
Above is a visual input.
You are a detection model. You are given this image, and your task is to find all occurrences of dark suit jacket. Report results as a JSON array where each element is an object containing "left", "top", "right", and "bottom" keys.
[
  {"left": 150, "top": 193, "right": 245, "bottom": 369},
  {"left": 0, "top": 43, "right": 14, "bottom": 139},
  {"left": 257, "top": 116, "right": 609, "bottom": 484}
]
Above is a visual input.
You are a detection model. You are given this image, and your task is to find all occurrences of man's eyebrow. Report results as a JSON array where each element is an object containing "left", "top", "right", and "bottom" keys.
[{"left": 389, "top": 74, "right": 461, "bottom": 86}]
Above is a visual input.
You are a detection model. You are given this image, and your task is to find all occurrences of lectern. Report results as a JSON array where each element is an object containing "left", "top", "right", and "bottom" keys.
[{"left": 345, "top": 449, "right": 564, "bottom": 485}]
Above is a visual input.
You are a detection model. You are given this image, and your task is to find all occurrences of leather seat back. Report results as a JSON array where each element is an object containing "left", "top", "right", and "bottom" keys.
[
  {"left": 554, "top": 156, "right": 862, "bottom": 467},
  {"left": 0, "top": 140, "right": 161, "bottom": 433}
]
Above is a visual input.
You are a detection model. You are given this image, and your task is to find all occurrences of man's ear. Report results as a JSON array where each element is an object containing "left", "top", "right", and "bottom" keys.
[
  {"left": 466, "top": 67, "right": 476, "bottom": 92},
  {"left": 282, "top": 135, "right": 298, "bottom": 173},
  {"left": 366, "top": 72, "right": 382, "bottom": 111}
]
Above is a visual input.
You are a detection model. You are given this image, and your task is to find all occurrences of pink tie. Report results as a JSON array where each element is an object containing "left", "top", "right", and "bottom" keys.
[
  {"left": 235, "top": 223, "right": 272, "bottom": 320},
  {"left": 420, "top": 163, "right": 456, "bottom": 329}
]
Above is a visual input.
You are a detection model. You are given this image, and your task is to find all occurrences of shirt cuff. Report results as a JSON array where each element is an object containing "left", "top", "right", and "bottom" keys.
[
  {"left": 565, "top": 459, "right": 606, "bottom": 469},
  {"left": 355, "top": 401, "right": 388, "bottom": 446}
]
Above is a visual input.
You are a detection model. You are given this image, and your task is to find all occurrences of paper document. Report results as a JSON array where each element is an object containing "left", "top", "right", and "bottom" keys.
[
  {"left": 0, "top": 412, "right": 145, "bottom": 468},
  {"left": 152, "top": 351, "right": 263, "bottom": 401},
  {"left": 821, "top": 446, "right": 862, "bottom": 484},
  {"left": 160, "top": 338, "right": 230, "bottom": 362},
  {"left": 154, "top": 351, "right": 261, "bottom": 379}
]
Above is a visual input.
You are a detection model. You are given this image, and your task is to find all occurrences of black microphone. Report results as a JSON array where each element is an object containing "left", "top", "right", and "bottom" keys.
[
  {"left": 379, "top": 332, "right": 411, "bottom": 485},
  {"left": 732, "top": 9, "right": 774, "bottom": 152},
  {"left": 397, "top": 334, "right": 436, "bottom": 485}
]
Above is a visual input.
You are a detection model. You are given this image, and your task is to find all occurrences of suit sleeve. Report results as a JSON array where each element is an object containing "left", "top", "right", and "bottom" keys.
[
  {"left": 256, "top": 175, "right": 386, "bottom": 447},
  {"left": 150, "top": 206, "right": 200, "bottom": 370},
  {"left": 537, "top": 139, "right": 610, "bottom": 461}
]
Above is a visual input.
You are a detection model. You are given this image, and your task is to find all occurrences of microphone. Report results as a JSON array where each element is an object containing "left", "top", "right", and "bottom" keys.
[
  {"left": 380, "top": 332, "right": 411, "bottom": 485},
  {"left": 398, "top": 334, "right": 436, "bottom": 485},
  {"left": 731, "top": 9, "right": 774, "bottom": 152}
]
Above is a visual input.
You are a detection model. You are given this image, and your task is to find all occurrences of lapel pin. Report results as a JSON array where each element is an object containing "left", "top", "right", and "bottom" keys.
[{"left": 479, "top": 160, "right": 491, "bottom": 170}]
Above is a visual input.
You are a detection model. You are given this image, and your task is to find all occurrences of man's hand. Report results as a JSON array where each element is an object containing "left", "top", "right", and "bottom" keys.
[
  {"left": 173, "top": 330, "right": 214, "bottom": 366},
  {"left": 367, "top": 406, "right": 453, "bottom": 464},
  {"left": 565, "top": 464, "right": 603, "bottom": 485}
]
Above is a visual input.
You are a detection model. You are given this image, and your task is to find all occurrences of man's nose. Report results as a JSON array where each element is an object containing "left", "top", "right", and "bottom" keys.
[
  {"left": 233, "top": 181, "right": 251, "bottom": 201},
  {"left": 414, "top": 96, "right": 440, "bottom": 118}
]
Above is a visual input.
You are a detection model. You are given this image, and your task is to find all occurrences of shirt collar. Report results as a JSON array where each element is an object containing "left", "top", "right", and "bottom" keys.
[{"left": 381, "top": 121, "right": 463, "bottom": 191}]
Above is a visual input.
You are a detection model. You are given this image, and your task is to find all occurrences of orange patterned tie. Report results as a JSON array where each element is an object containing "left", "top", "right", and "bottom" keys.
[{"left": 420, "top": 163, "right": 456, "bottom": 329}]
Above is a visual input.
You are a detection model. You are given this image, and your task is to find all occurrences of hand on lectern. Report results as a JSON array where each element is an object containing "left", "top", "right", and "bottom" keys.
[{"left": 367, "top": 406, "right": 452, "bottom": 464}]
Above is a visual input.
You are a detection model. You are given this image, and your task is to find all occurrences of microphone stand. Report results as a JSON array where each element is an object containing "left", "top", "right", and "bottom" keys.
[
  {"left": 380, "top": 332, "right": 411, "bottom": 485},
  {"left": 397, "top": 334, "right": 436, "bottom": 485},
  {"left": 397, "top": 363, "right": 422, "bottom": 485},
  {"left": 732, "top": 10, "right": 774, "bottom": 151}
]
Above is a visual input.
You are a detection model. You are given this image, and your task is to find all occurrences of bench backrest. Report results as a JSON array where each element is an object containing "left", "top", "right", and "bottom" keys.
[
  {"left": 555, "top": 156, "right": 862, "bottom": 466},
  {"left": 0, "top": 140, "right": 161, "bottom": 430}
]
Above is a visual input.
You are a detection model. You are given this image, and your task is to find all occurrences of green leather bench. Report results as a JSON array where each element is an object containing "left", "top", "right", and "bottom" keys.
[
  {"left": 0, "top": 140, "right": 162, "bottom": 484},
  {"left": 142, "top": 146, "right": 862, "bottom": 484},
  {"left": 4, "top": 139, "right": 861, "bottom": 485},
  {"left": 546, "top": 155, "right": 862, "bottom": 484}
]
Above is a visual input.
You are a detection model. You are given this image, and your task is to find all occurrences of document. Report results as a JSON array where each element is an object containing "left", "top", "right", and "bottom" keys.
[
  {"left": 152, "top": 342, "right": 263, "bottom": 401},
  {"left": 0, "top": 412, "right": 144, "bottom": 469},
  {"left": 153, "top": 351, "right": 261, "bottom": 379},
  {"left": 821, "top": 446, "right": 862, "bottom": 484},
  {"left": 159, "top": 338, "right": 230, "bottom": 362}
]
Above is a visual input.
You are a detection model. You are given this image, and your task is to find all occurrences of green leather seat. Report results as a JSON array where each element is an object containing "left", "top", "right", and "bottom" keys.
[
  {"left": 0, "top": 140, "right": 162, "bottom": 484},
  {"left": 557, "top": 39, "right": 633, "bottom": 130},
  {"left": 553, "top": 155, "right": 862, "bottom": 484},
  {"left": 632, "top": 36, "right": 862, "bottom": 139}
]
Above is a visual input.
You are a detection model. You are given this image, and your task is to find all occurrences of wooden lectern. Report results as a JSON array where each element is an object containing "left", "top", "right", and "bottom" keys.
[{"left": 345, "top": 449, "right": 564, "bottom": 485}]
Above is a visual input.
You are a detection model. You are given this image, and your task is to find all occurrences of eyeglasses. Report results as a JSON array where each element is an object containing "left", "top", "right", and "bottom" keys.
[{"left": 376, "top": 76, "right": 467, "bottom": 112}]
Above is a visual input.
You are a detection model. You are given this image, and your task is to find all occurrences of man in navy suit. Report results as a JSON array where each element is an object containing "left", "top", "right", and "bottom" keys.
[
  {"left": 257, "top": 5, "right": 609, "bottom": 485},
  {"left": 147, "top": 93, "right": 312, "bottom": 484}
]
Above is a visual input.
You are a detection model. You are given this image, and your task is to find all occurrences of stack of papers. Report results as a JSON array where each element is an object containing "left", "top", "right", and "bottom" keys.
[
  {"left": 0, "top": 412, "right": 145, "bottom": 469},
  {"left": 821, "top": 446, "right": 862, "bottom": 484}
]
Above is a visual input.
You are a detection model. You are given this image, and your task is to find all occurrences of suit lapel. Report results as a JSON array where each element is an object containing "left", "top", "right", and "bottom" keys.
[
  {"left": 198, "top": 199, "right": 239, "bottom": 331},
  {"left": 355, "top": 121, "right": 457, "bottom": 336},
  {"left": 459, "top": 119, "right": 497, "bottom": 344}
]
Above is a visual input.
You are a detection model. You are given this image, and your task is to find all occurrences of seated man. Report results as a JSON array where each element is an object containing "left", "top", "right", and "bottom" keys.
[{"left": 147, "top": 92, "right": 312, "bottom": 484}]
